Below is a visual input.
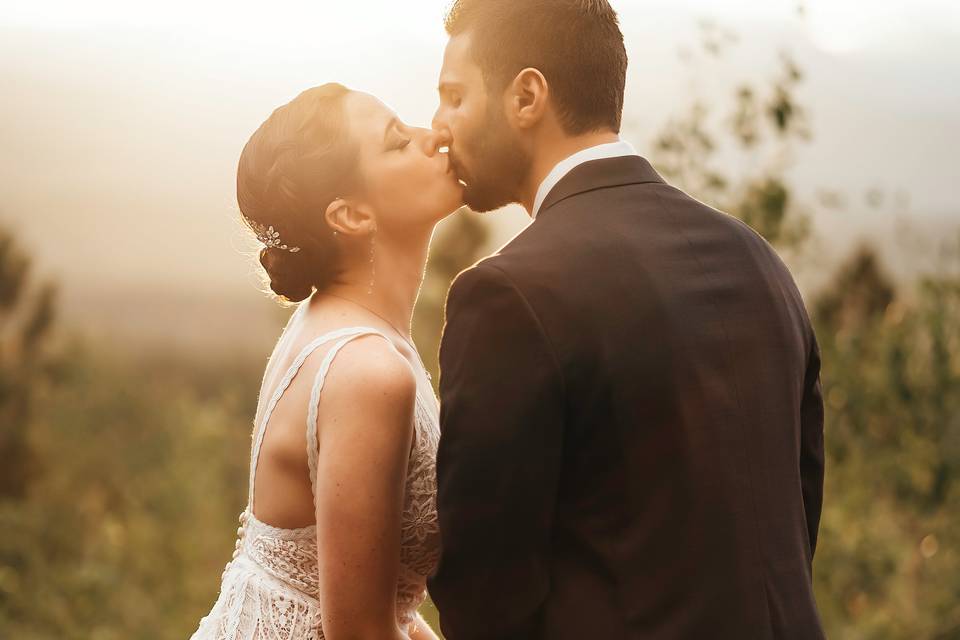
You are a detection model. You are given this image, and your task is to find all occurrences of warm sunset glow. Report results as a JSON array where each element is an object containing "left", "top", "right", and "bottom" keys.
[
  {"left": 2, "top": 1, "right": 445, "bottom": 45},
  {"left": 1, "top": 1, "right": 958, "bottom": 639},
  {"left": 5, "top": 0, "right": 959, "bottom": 54},
  {"left": 803, "top": 0, "right": 958, "bottom": 54}
]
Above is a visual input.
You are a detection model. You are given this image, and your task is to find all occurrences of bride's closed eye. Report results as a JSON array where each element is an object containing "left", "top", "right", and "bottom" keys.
[
  {"left": 390, "top": 137, "right": 411, "bottom": 152},
  {"left": 386, "top": 121, "right": 411, "bottom": 152}
]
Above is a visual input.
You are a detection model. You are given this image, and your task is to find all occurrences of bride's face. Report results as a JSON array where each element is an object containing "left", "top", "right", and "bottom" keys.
[{"left": 348, "top": 92, "right": 464, "bottom": 233}]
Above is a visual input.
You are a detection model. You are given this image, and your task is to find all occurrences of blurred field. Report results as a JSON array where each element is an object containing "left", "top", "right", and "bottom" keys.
[{"left": 4, "top": 213, "right": 958, "bottom": 639}]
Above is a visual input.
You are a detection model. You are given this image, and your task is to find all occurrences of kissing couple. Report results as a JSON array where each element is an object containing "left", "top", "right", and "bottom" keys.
[{"left": 190, "top": 1, "right": 826, "bottom": 639}]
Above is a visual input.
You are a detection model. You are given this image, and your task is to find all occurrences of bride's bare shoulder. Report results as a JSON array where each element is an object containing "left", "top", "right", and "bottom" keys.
[
  {"left": 316, "top": 334, "right": 417, "bottom": 422},
  {"left": 332, "top": 334, "right": 414, "bottom": 386}
]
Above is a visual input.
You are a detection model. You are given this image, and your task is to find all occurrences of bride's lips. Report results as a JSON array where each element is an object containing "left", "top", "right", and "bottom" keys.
[
  {"left": 443, "top": 153, "right": 464, "bottom": 186},
  {"left": 445, "top": 154, "right": 467, "bottom": 186}
]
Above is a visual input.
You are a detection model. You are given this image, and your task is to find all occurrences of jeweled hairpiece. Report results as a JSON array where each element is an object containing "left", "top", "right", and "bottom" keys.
[{"left": 245, "top": 217, "right": 300, "bottom": 253}]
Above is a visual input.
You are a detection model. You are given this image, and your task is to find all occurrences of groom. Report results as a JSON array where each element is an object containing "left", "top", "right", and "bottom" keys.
[{"left": 429, "top": 1, "right": 825, "bottom": 639}]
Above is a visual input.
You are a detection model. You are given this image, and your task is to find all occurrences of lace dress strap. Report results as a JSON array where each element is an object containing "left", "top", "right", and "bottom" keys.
[
  {"left": 247, "top": 326, "right": 389, "bottom": 510},
  {"left": 305, "top": 329, "right": 394, "bottom": 501},
  {"left": 253, "top": 300, "right": 311, "bottom": 421}
]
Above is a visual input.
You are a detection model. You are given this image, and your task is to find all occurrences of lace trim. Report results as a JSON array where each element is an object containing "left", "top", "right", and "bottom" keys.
[
  {"left": 398, "top": 393, "right": 441, "bottom": 578},
  {"left": 246, "top": 509, "right": 316, "bottom": 539},
  {"left": 247, "top": 535, "right": 320, "bottom": 598},
  {"left": 191, "top": 560, "right": 324, "bottom": 640}
]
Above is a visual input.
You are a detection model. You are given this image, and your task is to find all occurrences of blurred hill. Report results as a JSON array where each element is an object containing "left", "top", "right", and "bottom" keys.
[{"left": 1, "top": 10, "right": 958, "bottom": 352}]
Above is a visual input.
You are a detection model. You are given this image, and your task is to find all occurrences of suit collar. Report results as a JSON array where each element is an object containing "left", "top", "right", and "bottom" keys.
[
  {"left": 531, "top": 139, "right": 638, "bottom": 218},
  {"left": 536, "top": 155, "right": 665, "bottom": 219}
]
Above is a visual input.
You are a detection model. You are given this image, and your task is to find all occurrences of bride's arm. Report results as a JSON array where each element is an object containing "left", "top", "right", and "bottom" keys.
[{"left": 312, "top": 337, "right": 417, "bottom": 640}]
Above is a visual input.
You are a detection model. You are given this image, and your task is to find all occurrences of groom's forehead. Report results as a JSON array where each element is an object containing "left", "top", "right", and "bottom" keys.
[{"left": 440, "top": 33, "right": 478, "bottom": 82}]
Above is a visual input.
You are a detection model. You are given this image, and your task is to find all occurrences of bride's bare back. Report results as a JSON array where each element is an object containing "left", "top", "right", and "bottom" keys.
[
  {"left": 190, "top": 297, "right": 441, "bottom": 640},
  {"left": 251, "top": 298, "right": 418, "bottom": 530}
]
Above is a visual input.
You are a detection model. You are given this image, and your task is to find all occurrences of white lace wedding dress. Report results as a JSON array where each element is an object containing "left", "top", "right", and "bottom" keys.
[{"left": 190, "top": 301, "right": 441, "bottom": 639}]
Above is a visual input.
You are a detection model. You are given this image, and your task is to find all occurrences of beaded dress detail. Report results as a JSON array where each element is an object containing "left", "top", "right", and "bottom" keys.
[{"left": 190, "top": 302, "right": 440, "bottom": 639}]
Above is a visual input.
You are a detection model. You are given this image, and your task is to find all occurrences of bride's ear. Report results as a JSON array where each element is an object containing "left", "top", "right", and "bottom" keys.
[{"left": 325, "top": 198, "right": 377, "bottom": 237}]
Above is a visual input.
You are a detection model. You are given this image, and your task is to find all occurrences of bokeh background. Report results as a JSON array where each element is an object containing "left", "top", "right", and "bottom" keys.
[{"left": 2, "top": 0, "right": 959, "bottom": 637}]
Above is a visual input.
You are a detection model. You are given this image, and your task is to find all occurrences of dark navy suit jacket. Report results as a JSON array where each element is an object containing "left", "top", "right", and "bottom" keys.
[{"left": 429, "top": 156, "right": 825, "bottom": 640}]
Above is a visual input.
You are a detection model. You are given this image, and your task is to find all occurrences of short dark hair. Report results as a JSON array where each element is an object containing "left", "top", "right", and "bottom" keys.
[{"left": 445, "top": 0, "right": 627, "bottom": 135}]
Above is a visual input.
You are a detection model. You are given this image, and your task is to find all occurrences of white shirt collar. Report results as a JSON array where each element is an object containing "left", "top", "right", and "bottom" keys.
[{"left": 531, "top": 139, "right": 638, "bottom": 219}]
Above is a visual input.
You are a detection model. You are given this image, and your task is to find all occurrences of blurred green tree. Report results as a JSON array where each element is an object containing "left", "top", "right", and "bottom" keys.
[
  {"left": 812, "top": 240, "right": 960, "bottom": 638},
  {"left": 0, "top": 340, "right": 261, "bottom": 639},
  {"left": 0, "top": 227, "right": 57, "bottom": 499},
  {"left": 650, "top": 37, "right": 812, "bottom": 254}
]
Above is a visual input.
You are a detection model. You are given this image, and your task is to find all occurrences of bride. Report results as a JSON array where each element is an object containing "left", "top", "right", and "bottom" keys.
[{"left": 190, "top": 83, "right": 461, "bottom": 640}]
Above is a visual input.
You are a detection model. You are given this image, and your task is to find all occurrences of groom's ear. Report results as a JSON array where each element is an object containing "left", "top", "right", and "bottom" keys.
[{"left": 506, "top": 68, "right": 549, "bottom": 130}]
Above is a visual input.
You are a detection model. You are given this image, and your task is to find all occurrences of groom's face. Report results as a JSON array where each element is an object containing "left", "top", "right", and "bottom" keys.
[{"left": 433, "top": 33, "right": 531, "bottom": 213}]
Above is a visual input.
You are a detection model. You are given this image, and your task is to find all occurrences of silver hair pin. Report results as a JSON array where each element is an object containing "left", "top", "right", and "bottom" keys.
[{"left": 246, "top": 217, "right": 300, "bottom": 253}]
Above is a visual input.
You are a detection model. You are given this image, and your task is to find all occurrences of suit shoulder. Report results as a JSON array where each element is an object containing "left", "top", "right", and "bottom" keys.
[{"left": 447, "top": 258, "right": 515, "bottom": 305}]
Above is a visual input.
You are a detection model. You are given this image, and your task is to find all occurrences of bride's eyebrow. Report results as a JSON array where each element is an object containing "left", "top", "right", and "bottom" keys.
[{"left": 382, "top": 116, "right": 400, "bottom": 144}]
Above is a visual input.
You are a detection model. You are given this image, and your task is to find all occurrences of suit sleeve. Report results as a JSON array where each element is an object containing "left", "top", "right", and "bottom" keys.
[
  {"left": 799, "top": 331, "right": 825, "bottom": 560},
  {"left": 428, "top": 264, "right": 564, "bottom": 640}
]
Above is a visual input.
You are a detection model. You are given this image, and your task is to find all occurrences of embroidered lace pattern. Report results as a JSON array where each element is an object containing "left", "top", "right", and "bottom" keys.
[{"left": 190, "top": 303, "right": 440, "bottom": 639}]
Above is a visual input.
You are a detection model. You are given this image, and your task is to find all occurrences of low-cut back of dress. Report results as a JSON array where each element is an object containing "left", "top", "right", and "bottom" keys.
[{"left": 190, "top": 301, "right": 440, "bottom": 640}]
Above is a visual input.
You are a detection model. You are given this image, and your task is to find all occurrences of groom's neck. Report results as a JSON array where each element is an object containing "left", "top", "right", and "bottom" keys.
[{"left": 520, "top": 129, "right": 621, "bottom": 216}]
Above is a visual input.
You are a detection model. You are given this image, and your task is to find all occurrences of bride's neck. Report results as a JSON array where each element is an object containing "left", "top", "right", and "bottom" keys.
[{"left": 324, "top": 227, "right": 434, "bottom": 338}]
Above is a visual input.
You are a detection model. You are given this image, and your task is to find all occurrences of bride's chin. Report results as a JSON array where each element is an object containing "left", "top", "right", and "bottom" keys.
[
  {"left": 421, "top": 179, "right": 466, "bottom": 221},
  {"left": 419, "top": 197, "right": 464, "bottom": 224},
  {"left": 442, "top": 186, "right": 466, "bottom": 215},
  {"left": 441, "top": 198, "right": 466, "bottom": 219}
]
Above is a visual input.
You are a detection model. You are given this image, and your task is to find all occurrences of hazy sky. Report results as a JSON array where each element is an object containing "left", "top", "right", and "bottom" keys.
[{"left": 2, "top": 0, "right": 958, "bottom": 314}]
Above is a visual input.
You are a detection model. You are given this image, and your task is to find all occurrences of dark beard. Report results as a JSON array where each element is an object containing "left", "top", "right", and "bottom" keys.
[{"left": 456, "top": 106, "right": 532, "bottom": 213}]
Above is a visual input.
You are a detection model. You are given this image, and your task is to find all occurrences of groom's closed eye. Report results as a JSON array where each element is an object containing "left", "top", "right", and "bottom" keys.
[{"left": 438, "top": 83, "right": 463, "bottom": 108}]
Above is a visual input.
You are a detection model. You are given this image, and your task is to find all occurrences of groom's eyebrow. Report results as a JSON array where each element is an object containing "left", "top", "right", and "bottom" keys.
[{"left": 438, "top": 81, "right": 464, "bottom": 95}]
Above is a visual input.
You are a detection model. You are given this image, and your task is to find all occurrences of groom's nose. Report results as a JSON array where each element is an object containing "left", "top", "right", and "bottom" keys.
[
  {"left": 420, "top": 127, "right": 451, "bottom": 155},
  {"left": 431, "top": 109, "right": 452, "bottom": 143}
]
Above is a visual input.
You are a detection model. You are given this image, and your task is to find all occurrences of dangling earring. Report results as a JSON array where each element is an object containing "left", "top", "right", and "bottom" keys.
[
  {"left": 367, "top": 229, "right": 377, "bottom": 295},
  {"left": 330, "top": 198, "right": 343, "bottom": 241}
]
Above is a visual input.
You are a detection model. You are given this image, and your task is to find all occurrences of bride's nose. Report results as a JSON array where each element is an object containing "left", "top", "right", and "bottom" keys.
[{"left": 419, "top": 127, "right": 452, "bottom": 156}]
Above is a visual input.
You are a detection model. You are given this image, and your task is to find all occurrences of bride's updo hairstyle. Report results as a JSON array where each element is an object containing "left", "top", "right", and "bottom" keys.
[{"left": 237, "top": 83, "right": 362, "bottom": 302}]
